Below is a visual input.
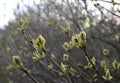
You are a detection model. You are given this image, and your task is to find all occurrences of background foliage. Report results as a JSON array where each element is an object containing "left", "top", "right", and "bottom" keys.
[{"left": 0, "top": 0, "right": 120, "bottom": 83}]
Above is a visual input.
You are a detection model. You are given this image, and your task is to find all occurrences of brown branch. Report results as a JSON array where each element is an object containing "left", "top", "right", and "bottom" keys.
[
  {"left": 98, "top": 0, "right": 120, "bottom": 5},
  {"left": 44, "top": 50, "right": 72, "bottom": 83},
  {"left": 82, "top": 48, "right": 106, "bottom": 83},
  {"left": 20, "top": 68, "right": 39, "bottom": 83},
  {"left": 22, "top": 30, "right": 72, "bottom": 83},
  {"left": 97, "top": 5, "right": 120, "bottom": 18}
]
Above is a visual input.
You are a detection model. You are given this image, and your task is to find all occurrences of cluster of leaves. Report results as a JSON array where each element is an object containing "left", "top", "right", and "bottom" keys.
[{"left": 10, "top": 20, "right": 120, "bottom": 83}]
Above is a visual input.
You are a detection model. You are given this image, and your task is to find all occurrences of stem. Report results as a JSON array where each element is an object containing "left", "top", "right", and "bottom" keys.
[
  {"left": 22, "top": 31, "right": 34, "bottom": 47},
  {"left": 98, "top": 5, "right": 120, "bottom": 18},
  {"left": 20, "top": 31, "right": 39, "bottom": 83},
  {"left": 22, "top": 30, "right": 72, "bottom": 83},
  {"left": 45, "top": 50, "right": 72, "bottom": 83},
  {"left": 82, "top": 48, "right": 106, "bottom": 83},
  {"left": 98, "top": 0, "right": 120, "bottom": 5},
  {"left": 21, "top": 69, "right": 39, "bottom": 83}
]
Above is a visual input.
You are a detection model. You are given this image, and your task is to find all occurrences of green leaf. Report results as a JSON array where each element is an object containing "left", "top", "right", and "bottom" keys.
[{"left": 61, "top": 62, "right": 67, "bottom": 74}]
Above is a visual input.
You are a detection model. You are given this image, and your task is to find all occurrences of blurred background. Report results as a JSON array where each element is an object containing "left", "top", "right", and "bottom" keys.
[{"left": 0, "top": 0, "right": 120, "bottom": 83}]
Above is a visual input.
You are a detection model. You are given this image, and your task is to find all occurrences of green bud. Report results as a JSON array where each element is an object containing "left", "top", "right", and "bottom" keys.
[
  {"left": 47, "top": 63, "right": 53, "bottom": 70},
  {"left": 102, "top": 69, "right": 112, "bottom": 80},
  {"left": 66, "top": 24, "right": 71, "bottom": 34},
  {"left": 36, "top": 35, "right": 46, "bottom": 51},
  {"left": 63, "top": 42, "right": 74, "bottom": 51},
  {"left": 114, "top": 35, "right": 119, "bottom": 41},
  {"left": 32, "top": 51, "right": 46, "bottom": 62},
  {"left": 32, "top": 56, "right": 39, "bottom": 62},
  {"left": 61, "top": 62, "right": 67, "bottom": 74},
  {"left": 85, "top": 56, "right": 96, "bottom": 69},
  {"left": 58, "top": 24, "right": 71, "bottom": 35},
  {"left": 112, "top": 59, "right": 120, "bottom": 71},
  {"left": 38, "top": 35, "right": 46, "bottom": 45},
  {"left": 63, "top": 54, "right": 69, "bottom": 61},
  {"left": 41, "top": 52, "right": 46, "bottom": 59},
  {"left": 51, "top": 54, "right": 55, "bottom": 59},
  {"left": 101, "top": 60, "right": 107, "bottom": 69},
  {"left": 6, "top": 65, "right": 15, "bottom": 71},
  {"left": 87, "top": 56, "right": 96, "bottom": 65},
  {"left": 58, "top": 72, "right": 64, "bottom": 76},
  {"left": 32, "top": 39, "right": 38, "bottom": 49},
  {"left": 13, "top": 55, "right": 21, "bottom": 65},
  {"left": 79, "top": 31, "right": 86, "bottom": 48},
  {"left": 71, "top": 31, "right": 86, "bottom": 48},
  {"left": 69, "top": 67, "right": 76, "bottom": 76},
  {"left": 103, "top": 49, "right": 109, "bottom": 57},
  {"left": 12, "top": 55, "right": 24, "bottom": 69},
  {"left": 85, "top": 63, "right": 93, "bottom": 69},
  {"left": 19, "top": 18, "right": 25, "bottom": 26},
  {"left": 32, "top": 51, "right": 40, "bottom": 62},
  {"left": 71, "top": 34, "right": 79, "bottom": 45}
]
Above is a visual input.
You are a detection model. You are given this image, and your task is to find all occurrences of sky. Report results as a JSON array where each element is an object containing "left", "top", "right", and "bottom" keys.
[
  {"left": 0, "top": 0, "right": 40, "bottom": 29},
  {"left": 0, "top": 0, "right": 120, "bottom": 29}
]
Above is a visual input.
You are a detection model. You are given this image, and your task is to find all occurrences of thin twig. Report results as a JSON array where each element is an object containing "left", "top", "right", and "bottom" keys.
[
  {"left": 98, "top": 0, "right": 120, "bottom": 5},
  {"left": 98, "top": 5, "right": 120, "bottom": 18},
  {"left": 21, "top": 69, "right": 39, "bottom": 83},
  {"left": 22, "top": 30, "right": 72, "bottom": 83},
  {"left": 82, "top": 48, "right": 106, "bottom": 83},
  {"left": 45, "top": 50, "right": 72, "bottom": 83}
]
